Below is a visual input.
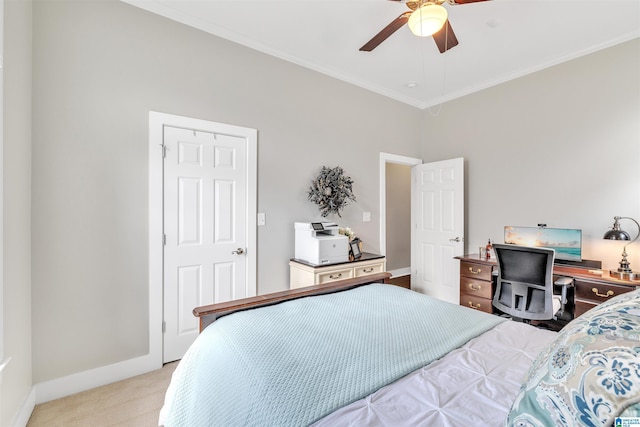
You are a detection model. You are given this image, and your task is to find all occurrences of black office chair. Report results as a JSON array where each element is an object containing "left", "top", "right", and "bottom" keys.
[{"left": 492, "top": 243, "right": 571, "bottom": 321}]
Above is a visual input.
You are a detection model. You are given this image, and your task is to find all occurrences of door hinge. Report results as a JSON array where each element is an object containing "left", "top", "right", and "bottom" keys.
[
  {"left": 161, "top": 145, "right": 167, "bottom": 158},
  {"left": 162, "top": 321, "right": 166, "bottom": 333},
  {"left": 163, "top": 234, "right": 167, "bottom": 245}
]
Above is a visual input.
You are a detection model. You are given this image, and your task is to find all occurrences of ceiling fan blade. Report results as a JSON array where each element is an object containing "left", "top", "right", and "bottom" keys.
[
  {"left": 432, "top": 20, "right": 459, "bottom": 53},
  {"left": 359, "top": 11, "right": 412, "bottom": 52}
]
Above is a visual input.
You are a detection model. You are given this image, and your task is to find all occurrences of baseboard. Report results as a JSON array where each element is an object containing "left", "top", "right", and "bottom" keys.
[
  {"left": 12, "top": 386, "right": 35, "bottom": 427},
  {"left": 388, "top": 267, "right": 410, "bottom": 278},
  {"left": 34, "top": 351, "right": 162, "bottom": 405}
]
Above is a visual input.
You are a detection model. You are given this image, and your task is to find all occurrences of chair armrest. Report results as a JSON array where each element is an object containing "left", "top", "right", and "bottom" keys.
[
  {"left": 554, "top": 276, "right": 574, "bottom": 315},
  {"left": 554, "top": 276, "right": 574, "bottom": 287}
]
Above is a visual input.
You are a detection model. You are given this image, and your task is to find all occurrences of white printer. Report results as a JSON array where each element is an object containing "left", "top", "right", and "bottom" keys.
[{"left": 294, "top": 222, "right": 349, "bottom": 265}]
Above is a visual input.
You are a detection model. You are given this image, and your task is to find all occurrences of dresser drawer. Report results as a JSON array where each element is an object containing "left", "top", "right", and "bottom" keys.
[
  {"left": 574, "top": 279, "right": 633, "bottom": 305},
  {"left": 461, "top": 294, "right": 493, "bottom": 314},
  {"left": 460, "top": 277, "right": 492, "bottom": 299},
  {"left": 460, "top": 261, "right": 493, "bottom": 281},
  {"left": 317, "top": 268, "right": 354, "bottom": 284},
  {"left": 354, "top": 261, "right": 385, "bottom": 277}
]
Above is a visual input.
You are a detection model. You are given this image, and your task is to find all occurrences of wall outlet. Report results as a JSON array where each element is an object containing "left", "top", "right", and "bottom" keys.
[{"left": 363, "top": 212, "right": 371, "bottom": 222}]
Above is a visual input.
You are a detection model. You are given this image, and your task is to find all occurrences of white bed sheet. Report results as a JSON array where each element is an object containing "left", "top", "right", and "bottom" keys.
[{"left": 313, "top": 320, "right": 557, "bottom": 427}]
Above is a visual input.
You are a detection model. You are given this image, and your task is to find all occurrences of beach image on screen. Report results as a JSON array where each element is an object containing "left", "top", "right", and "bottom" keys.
[{"left": 504, "top": 226, "right": 582, "bottom": 261}]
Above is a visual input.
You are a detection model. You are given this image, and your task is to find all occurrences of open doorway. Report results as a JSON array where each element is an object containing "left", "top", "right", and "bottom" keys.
[{"left": 379, "top": 153, "right": 422, "bottom": 288}]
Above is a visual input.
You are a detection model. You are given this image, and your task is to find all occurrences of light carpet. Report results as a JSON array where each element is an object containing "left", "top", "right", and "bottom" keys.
[{"left": 27, "top": 362, "right": 178, "bottom": 427}]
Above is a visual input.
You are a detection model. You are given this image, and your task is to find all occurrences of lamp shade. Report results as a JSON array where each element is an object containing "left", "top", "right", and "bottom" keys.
[
  {"left": 408, "top": 4, "right": 448, "bottom": 37},
  {"left": 603, "top": 217, "right": 631, "bottom": 240},
  {"left": 603, "top": 229, "right": 631, "bottom": 240}
]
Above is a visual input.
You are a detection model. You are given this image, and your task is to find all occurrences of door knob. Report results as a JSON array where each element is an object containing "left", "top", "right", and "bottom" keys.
[
  {"left": 449, "top": 237, "right": 461, "bottom": 242},
  {"left": 232, "top": 248, "right": 245, "bottom": 255}
]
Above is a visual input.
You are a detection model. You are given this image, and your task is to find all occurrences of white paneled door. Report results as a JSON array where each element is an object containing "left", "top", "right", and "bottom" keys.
[
  {"left": 411, "top": 158, "right": 464, "bottom": 304},
  {"left": 163, "top": 125, "right": 254, "bottom": 362}
]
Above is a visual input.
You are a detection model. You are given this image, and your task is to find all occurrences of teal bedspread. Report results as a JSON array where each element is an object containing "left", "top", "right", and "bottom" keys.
[{"left": 161, "top": 284, "right": 504, "bottom": 426}]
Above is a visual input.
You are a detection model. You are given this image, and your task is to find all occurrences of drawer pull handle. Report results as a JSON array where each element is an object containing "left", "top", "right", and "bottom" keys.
[
  {"left": 468, "top": 283, "right": 481, "bottom": 291},
  {"left": 329, "top": 273, "right": 343, "bottom": 279},
  {"left": 591, "top": 287, "right": 614, "bottom": 298},
  {"left": 468, "top": 301, "right": 481, "bottom": 309},
  {"left": 468, "top": 267, "right": 482, "bottom": 275},
  {"left": 362, "top": 268, "right": 374, "bottom": 273}
]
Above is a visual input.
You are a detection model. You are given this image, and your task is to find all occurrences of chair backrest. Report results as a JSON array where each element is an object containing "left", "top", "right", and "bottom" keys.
[{"left": 492, "top": 243, "right": 556, "bottom": 320}]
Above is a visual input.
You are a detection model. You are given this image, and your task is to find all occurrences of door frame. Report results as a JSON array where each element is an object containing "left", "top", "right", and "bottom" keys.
[
  {"left": 149, "top": 111, "right": 257, "bottom": 362},
  {"left": 379, "top": 152, "right": 422, "bottom": 279}
]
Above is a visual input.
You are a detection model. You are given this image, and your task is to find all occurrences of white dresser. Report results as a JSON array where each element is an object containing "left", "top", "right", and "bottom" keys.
[{"left": 289, "top": 253, "right": 386, "bottom": 289}]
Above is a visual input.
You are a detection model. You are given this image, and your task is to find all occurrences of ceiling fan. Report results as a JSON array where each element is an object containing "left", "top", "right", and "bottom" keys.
[{"left": 360, "top": 0, "right": 490, "bottom": 53}]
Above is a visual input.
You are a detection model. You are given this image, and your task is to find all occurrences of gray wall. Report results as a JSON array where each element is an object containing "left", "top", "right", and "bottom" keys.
[
  {"left": 29, "top": 0, "right": 422, "bottom": 384},
  {"left": 385, "top": 163, "right": 411, "bottom": 272},
  {"left": 419, "top": 38, "right": 640, "bottom": 271},
  {"left": 2, "top": 1, "right": 33, "bottom": 426},
  {"left": 2, "top": 0, "right": 638, "bottom": 423}
]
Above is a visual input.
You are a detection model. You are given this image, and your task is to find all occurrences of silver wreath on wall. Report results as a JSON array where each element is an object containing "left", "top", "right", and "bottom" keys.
[{"left": 307, "top": 166, "right": 356, "bottom": 217}]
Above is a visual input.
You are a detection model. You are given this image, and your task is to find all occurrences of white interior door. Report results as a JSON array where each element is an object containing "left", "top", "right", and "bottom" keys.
[
  {"left": 411, "top": 157, "right": 464, "bottom": 303},
  {"left": 163, "top": 125, "right": 255, "bottom": 362}
]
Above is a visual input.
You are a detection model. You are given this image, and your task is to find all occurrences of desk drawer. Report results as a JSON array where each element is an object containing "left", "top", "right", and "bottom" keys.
[
  {"left": 317, "top": 268, "right": 354, "bottom": 284},
  {"left": 460, "top": 261, "right": 492, "bottom": 281},
  {"left": 574, "top": 279, "right": 633, "bottom": 305},
  {"left": 460, "top": 278, "right": 492, "bottom": 299},
  {"left": 575, "top": 301, "right": 597, "bottom": 318},
  {"left": 461, "top": 295, "right": 492, "bottom": 314}
]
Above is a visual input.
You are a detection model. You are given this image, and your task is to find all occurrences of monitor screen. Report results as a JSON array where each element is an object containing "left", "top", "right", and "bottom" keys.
[{"left": 504, "top": 226, "right": 582, "bottom": 262}]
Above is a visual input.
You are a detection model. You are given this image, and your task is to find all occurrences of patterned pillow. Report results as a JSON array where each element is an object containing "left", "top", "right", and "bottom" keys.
[{"left": 506, "top": 288, "right": 640, "bottom": 427}]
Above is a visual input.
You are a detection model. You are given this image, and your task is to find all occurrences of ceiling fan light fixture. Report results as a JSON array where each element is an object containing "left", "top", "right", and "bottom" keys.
[{"left": 408, "top": 4, "right": 448, "bottom": 37}]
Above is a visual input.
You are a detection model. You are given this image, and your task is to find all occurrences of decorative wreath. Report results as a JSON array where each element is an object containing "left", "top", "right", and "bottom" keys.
[{"left": 308, "top": 166, "right": 356, "bottom": 217}]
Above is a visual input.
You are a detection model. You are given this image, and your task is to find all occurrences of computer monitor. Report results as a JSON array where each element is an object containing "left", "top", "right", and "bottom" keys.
[{"left": 504, "top": 226, "right": 582, "bottom": 262}]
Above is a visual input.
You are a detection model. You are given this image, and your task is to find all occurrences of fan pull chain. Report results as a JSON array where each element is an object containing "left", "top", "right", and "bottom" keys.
[{"left": 428, "top": 25, "right": 449, "bottom": 117}]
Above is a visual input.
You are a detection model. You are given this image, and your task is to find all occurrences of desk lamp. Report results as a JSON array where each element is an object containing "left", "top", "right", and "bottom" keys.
[{"left": 603, "top": 216, "right": 640, "bottom": 281}]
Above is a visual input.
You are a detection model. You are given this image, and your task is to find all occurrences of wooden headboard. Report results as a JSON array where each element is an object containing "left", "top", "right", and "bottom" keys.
[{"left": 193, "top": 272, "right": 392, "bottom": 332}]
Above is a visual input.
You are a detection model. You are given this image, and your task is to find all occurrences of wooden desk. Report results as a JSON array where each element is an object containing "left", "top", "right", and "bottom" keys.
[
  {"left": 455, "top": 254, "right": 639, "bottom": 318},
  {"left": 551, "top": 264, "right": 640, "bottom": 317}
]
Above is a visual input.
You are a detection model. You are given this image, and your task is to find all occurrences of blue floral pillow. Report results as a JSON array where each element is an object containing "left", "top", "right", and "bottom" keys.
[{"left": 507, "top": 288, "right": 640, "bottom": 427}]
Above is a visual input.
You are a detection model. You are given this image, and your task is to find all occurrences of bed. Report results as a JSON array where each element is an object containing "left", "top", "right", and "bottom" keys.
[{"left": 160, "top": 273, "right": 640, "bottom": 427}]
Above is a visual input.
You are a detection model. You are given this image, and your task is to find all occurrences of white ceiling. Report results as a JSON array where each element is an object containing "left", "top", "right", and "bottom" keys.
[{"left": 123, "top": 0, "right": 640, "bottom": 109}]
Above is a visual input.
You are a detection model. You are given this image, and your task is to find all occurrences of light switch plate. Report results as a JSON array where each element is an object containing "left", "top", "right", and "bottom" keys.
[{"left": 257, "top": 212, "right": 266, "bottom": 226}]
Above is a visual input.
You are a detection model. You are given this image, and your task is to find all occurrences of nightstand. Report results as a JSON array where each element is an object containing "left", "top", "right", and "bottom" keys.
[{"left": 289, "top": 253, "right": 386, "bottom": 289}]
